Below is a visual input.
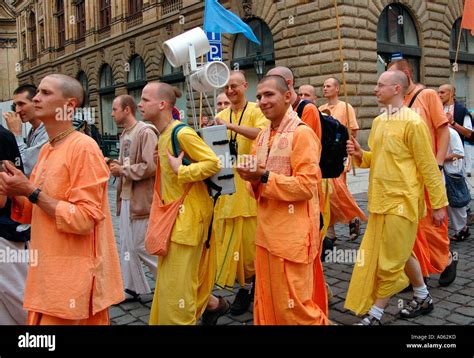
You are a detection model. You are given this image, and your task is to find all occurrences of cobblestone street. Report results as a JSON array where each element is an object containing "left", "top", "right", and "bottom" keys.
[{"left": 108, "top": 169, "right": 474, "bottom": 326}]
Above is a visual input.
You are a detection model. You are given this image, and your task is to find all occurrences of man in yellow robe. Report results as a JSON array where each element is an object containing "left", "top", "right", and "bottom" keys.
[
  {"left": 388, "top": 60, "right": 453, "bottom": 288},
  {"left": 344, "top": 70, "right": 448, "bottom": 325},
  {"left": 209, "top": 71, "right": 268, "bottom": 318},
  {"left": 140, "top": 82, "right": 221, "bottom": 325},
  {"left": 0, "top": 74, "right": 124, "bottom": 325},
  {"left": 237, "top": 75, "right": 328, "bottom": 325}
]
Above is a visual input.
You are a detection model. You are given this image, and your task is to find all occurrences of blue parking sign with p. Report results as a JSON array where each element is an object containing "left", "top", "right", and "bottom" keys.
[{"left": 207, "top": 32, "right": 222, "bottom": 62}]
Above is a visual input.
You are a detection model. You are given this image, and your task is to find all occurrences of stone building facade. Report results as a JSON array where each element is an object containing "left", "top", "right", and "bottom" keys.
[
  {"left": 12, "top": 0, "right": 470, "bottom": 145},
  {"left": 0, "top": 0, "right": 19, "bottom": 102}
]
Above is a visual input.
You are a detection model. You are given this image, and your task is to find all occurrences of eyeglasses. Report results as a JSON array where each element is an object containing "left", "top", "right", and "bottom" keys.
[
  {"left": 376, "top": 83, "right": 397, "bottom": 88},
  {"left": 224, "top": 83, "right": 244, "bottom": 91}
]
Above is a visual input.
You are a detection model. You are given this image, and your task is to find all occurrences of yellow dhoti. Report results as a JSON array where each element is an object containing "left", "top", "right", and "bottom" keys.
[
  {"left": 320, "top": 179, "right": 332, "bottom": 239},
  {"left": 149, "top": 235, "right": 216, "bottom": 325},
  {"left": 344, "top": 214, "right": 417, "bottom": 315},
  {"left": 215, "top": 216, "right": 256, "bottom": 289}
]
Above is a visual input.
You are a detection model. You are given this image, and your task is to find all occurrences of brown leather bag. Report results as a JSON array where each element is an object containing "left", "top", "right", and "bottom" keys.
[{"left": 145, "top": 158, "right": 193, "bottom": 256}]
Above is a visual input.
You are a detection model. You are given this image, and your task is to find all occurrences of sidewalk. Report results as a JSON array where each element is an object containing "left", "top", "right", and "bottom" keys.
[{"left": 108, "top": 169, "right": 474, "bottom": 325}]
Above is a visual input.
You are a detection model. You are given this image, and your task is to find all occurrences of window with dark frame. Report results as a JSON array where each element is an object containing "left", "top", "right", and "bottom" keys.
[
  {"left": 29, "top": 12, "right": 37, "bottom": 59},
  {"left": 127, "top": 56, "right": 147, "bottom": 121},
  {"left": 99, "top": 0, "right": 111, "bottom": 29},
  {"left": 450, "top": 18, "right": 474, "bottom": 63},
  {"left": 21, "top": 32, "right": 26, "bottom": 59},
  {"left": 376, "top": 3, "right": 421, "bottom": 82},
  {"left": 99, "top": 64, "right": 117, "bottom": 137},
  {"left": 76, "top": 0, "right": 86, "bottom": 40},
  {"left": 39, "top": 22, "right": 45, "bottom": 51},
  {"left": 232, "top": 18, "right": 275, "bottom": 70},
  {"left": 128, "top": 0, "right": 143, "bottom": 16},
  {"left": 57, "top": 0, "right": 65, "bottom": 48}
]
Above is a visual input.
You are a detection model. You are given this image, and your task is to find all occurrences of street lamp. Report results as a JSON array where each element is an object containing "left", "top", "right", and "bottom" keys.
[{"left": 253, "top": 52, "right": 266, "bottom": 80}]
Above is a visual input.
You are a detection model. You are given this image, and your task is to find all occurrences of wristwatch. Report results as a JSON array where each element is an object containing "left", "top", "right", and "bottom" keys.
[
  {"left": 261, "top": 170, "right": 270, "bottom": 184},
  {"left": 28, "top": 188, "right": 42, "bottom": 204}
]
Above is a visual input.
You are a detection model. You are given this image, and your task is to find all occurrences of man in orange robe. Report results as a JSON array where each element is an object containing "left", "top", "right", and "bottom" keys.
[
  {"left": 237, "top": 75, "right": 328, "bottom": 325},
  {"left": 267, "top": 67, "right": 325, "bottom": 226},
  {"left": 0, "top": 74, "right": 124, "bottom": 325},
  {"left": 388, "top": 60, "right": 455, "bottom": 289},
  {"left": 319, "top": 77, "right": 367, "bottom": 242}
]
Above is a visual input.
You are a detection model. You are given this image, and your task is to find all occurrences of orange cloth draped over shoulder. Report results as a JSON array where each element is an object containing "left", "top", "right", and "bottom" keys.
[{"left": 250, "top": 109, "right": 328, "bottom": 325}]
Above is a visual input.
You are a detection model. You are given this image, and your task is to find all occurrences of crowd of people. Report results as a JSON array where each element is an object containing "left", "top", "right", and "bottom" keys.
[{"left": 0, "top": 58, "right": 471, "bottom": 325}]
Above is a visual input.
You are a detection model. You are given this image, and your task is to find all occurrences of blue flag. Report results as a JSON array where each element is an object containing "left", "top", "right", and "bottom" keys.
[{"left": 204, "top": 0, "right": 261, "bottom": 45}]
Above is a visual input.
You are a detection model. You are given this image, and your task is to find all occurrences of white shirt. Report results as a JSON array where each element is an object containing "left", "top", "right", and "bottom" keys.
[
  {"left": 444, "top": 104, "right": 472, "bottom": 129},
  {"left": 445, "top": 127, "right": 465, "bottom": 174}
]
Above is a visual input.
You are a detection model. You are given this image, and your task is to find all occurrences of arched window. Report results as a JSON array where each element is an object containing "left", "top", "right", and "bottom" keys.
[
  {"left": 161, "top": 57, "right": 186, "bottom": 116},
  {"left": 39, "top": 21, "right": 45, "bottom": 52},
  {"left": 76, "top": 0, "right": 86, "bottom": 40},
  {"left": 450, "top": 18, "right": 474, "bottom": 61},
  {"left": 127, "top": 56, "right": 147, "bottom": 120},
  {"left": 231, "top": 18, "right": 275, "bottom": 102},
  {"left": 99, "top": 0, "right": 111, "bottom": 29},
  {"left": 29, "top": 12, "right": 37, "bottom": 59},
  {"left": 376, "top": 4, "right": 420, "bottom": 81},
  {"left": 450, "top": 18, "right": 474, "bottom": 107},
  {"left": 99, "top": 64, "right": 117, "bottom": 136},
  {"left": 56, "top": 0, "right": 65, "bottom": 48}
]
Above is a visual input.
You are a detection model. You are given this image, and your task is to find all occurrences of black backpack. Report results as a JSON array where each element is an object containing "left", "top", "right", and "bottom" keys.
[{"left": 296, "top": 100, "right": 348, "bottom": 178}]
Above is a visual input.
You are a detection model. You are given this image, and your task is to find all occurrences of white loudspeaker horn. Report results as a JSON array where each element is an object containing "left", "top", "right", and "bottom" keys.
[
  {"left": 190, "top": 61, "right": 230, "bottom": 93},
  {"left": 163, "top": 27, "right": 210, "bottom": 68}
]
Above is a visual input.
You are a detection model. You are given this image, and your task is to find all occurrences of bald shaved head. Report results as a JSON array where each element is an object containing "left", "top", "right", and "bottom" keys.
[
  {"left": 438, "top": 83, "right": 455, "bottom": 105},
  {"left": 375, "top": 70, "right": 408, "bottom": 108},
  {"left": 45, "top": 74, "right": 84, "bottom": 106},
  {"left": 147, "top": 81, "right": 181, "bottom": 108},
  {"left": 323, "top": 77, "right": 340, "bottom": 99},
  {"left": 326, "top": 77, "right": 340, "bottom": 88},
  {"left": 229, "top": 70, "right": 246, "bottom": 83},
  {"left": 299, "top": 84, "right": 316, "bottom": 94},
  {"left": 439, "top": 84, "right": 454, "bottom": 94},
  {"left": 267, "top": 66, "right": 294, "bottom": 82},
  {"left": 258, "top": 75, "right": 290, "bottom": 94},
  {"left": 384, "top": 70, "right": 408, "bottom": 94},
  {"left": 298, "top": 84, "right": 317, "bottom": 104}
]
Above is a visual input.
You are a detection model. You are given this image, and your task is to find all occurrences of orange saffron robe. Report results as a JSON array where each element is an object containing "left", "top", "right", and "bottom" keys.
[
  {"left": 404, "top": 85, "right": 450, "bottom": 275},
  {"left": 12, "top": 132, "right": 124, "bottom": 323},
  {"left": 250, "top": 109, "right": 328, "bottom": 325},
  {"left": 319, "top": 101, "right": 367, "bottom": 226}
]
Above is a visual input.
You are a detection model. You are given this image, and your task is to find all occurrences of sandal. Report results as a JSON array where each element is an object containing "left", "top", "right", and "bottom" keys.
[
  {"left": 450, "top": 227, "right": 470, "bottom": 242},
  {"left": 122, "top": 289, "right": 141, "bottom": 303},
  {"left": 349, "top": 218, "right": 361, "bottom": 241}
]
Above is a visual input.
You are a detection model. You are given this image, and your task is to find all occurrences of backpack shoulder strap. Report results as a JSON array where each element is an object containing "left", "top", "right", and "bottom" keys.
[
  {"left": 171, "top": 123, "right": 191, "bottom": 166},
  {"left": 296, "top": 100, "right": 310, "bottom": 118},
  {"left": 408, "top": 88, "right": 425, "bottom": 108}
]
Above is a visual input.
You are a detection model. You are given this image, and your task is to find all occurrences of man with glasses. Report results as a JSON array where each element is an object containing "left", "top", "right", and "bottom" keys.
[
  {"left": 388, "top": 60, "right": 455, "bottom": 297},
  {"left": 202, "top": 71, "right": 268, "bottom": 323},
  {"left": 345, "top": 70, "right": 447, "bottom": 325}
]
